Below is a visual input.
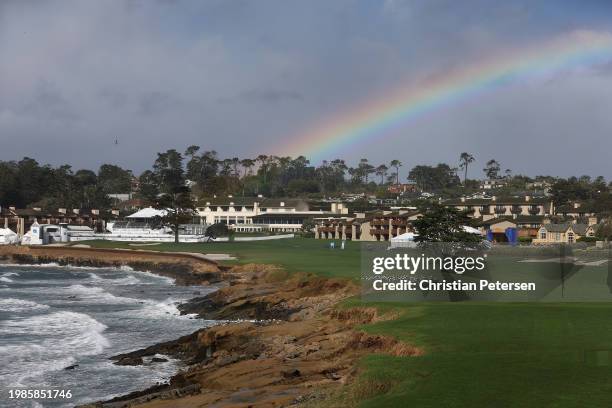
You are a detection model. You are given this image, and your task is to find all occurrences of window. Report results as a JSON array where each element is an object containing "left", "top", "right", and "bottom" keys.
[
  {"left": 567, "top": 232, "right": 574, "bottom": 244},
  {"left": 540, "top": 231, "right": 547, "bottom": 239}
]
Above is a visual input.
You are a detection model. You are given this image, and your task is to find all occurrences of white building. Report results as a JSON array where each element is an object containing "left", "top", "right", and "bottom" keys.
[
  {"left": 21, "top": 222, "right": 96, "bottom": 245},
  {"left": 196, "top": 196, "right": 348, "bottom": 233}
]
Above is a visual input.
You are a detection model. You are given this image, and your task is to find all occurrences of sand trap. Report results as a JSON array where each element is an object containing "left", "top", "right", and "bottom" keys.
[
  {"left": 203, "top": 253, "right": 237, "bottom": 261},
  {"left": 128, "top": 243, "right": 163, "bottom": 247}
]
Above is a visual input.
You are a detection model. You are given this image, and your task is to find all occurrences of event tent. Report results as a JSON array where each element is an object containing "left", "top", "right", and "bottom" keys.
[
  {"left": 389, "top": 232, "right": 418, "bottom": 248},
  {"left": 0, "top": 228, "right": 18, "bottom": 245}
]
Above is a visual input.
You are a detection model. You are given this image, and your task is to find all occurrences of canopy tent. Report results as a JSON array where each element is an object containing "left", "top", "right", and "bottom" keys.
[
  {"left": 389, "top": 232, "right": 418, "bottom": 248},
  {"left": 126, "top": 207, "right": 167, "bottom": 219},
  {"left": 0, "top": 228, "right": 18, "bottom": 245},
  {"left": 462, "top": 225, "right": 484, "bottom": 235}
]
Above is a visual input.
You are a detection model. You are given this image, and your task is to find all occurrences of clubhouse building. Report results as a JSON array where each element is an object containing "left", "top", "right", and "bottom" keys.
[{"left": 196, "top": 196, "right": 349, "bottom": 233}]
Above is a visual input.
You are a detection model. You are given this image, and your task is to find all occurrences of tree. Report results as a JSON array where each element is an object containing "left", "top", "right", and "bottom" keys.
[
  {"left": 184, "top": 145, "right": 200, "bottom": 159},
  {"left": 136, "top": 170, "right": 159, "bottom": 205},
  {"left": 358, "top": 159, "right": 375, "bottom": 184},
  {"left": 205, "top": 222, "right": 229, "bottom": 239},
  {"left": 256, "top": 154, "right": 269, "bottom": 184},
  {"left": 390, "top": 159, "right": 402, "bottom": 185},
  {"left": 185, "top": 149, "right": 220, "bottom": 194},
  {"left": 483, "top": 159, "right": 501, "bottom": 180},
  {"left": 375, "top": 164, "right": 389, "bottom": 185},
  {"left": 596, "top": 217, "right": 612, "bottom": 241},
  {"left": 240, "top": 158, "right": 255, "bottom": 178},
  {"left": 98, "top": 164, "right": 132, "bottom": 194},
  {"left": 156, "top": 188, "right": 196, "bottom": 243},
  {"left": 231, "top": 157, "right": 241, "bottom": 178},
  {"left": 413, "top": 202, "right": 481, "bottom": 244},
  {"left": 153, "top": 150, "right": 195, "bottom": 243},
  {"left": 408, "top": 164, "right": 460, "bottom": 191},
  {"left": 458, "top": 152, "right": 474, "bottom": 184},
  {"left": 0, "top": 161, "right": 20, "bottom": 207},
  {"left": 550, "top": 178, "right": 591, "bottom": 205},
  {"left": 301, "top": 217, "right": 315, "bottom": 233}
]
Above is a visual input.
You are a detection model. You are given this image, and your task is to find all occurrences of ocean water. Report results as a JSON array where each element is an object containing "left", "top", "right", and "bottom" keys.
[{"left": 0, "top": 264, "right": 217, "bottom": 408}]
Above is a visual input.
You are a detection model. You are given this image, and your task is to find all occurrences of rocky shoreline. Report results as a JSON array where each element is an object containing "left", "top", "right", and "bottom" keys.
[
  {"left": 0, "top": 245, "right": 224, "bottom": 285},
  {"left": 0, "top": 246, "right": 419, "bottom": 407}
]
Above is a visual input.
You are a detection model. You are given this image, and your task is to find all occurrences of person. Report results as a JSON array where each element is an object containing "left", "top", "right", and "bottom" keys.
[
  {"left": 330, "top": 241, "right": 335, "bottom": 249},
  {"left": 341, "top": 240, "right": 345, "bottom": 250}
]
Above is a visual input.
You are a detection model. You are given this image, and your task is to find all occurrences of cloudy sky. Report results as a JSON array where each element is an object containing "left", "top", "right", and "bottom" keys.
[{"left": 1, "top": 0, "right": 612, "bottom": 178}]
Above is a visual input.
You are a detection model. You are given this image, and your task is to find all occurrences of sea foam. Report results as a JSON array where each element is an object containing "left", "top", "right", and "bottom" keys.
[
  {"left": 0, "top": 298, "right": 50, "bottom": 313},
  {"left": 0, "top": 311, "right": 109, "bottom": 387}
]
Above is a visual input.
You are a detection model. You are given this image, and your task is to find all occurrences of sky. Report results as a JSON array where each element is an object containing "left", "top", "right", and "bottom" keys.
[{"left": 1, "top": 0, "right": 612, "bottom": 179}]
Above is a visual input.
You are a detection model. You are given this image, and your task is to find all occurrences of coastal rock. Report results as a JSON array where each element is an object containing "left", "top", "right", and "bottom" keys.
[
  {"left": 64, "top": 364, "right": 79, "bottom": 370},
  {"left": 151, "top": 357, "right": 169, "bottom": 363},
  {"left": 282, "top": 369, "right": 301, "bottom": 378},
  {"left": 114, "top": 356, "right": 144, "bottom": 366}
]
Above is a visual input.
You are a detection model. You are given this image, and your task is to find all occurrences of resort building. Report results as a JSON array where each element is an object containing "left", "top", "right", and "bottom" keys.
[
  {"left": 444, "top": 196, "right": 554, "bottom": 220},
  {"left": 196, "top": 196, "right": 348, "bottom": 233},
  {"left": 0, "top": 206, "right": 118, "bottom": 236},
  {"left": 315, "top": 209, "right": 422, "bottom": 242},
  {"left": 532, "top": 218, "right": 598, "bottom": 244}
]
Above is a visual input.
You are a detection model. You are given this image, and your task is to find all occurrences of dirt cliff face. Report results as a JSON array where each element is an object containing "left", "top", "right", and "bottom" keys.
[{"left": 92, "top": 265, "right": 419, "bottom": 408}]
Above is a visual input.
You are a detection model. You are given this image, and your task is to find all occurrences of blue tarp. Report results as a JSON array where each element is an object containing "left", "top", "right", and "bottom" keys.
[{"left": 505, "top": 227, "right": 518, "bottom": 245}]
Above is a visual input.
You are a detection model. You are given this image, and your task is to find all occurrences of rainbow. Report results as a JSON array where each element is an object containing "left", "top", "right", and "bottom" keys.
[{"left": 278, "top": 31, "right": 612, "bottom": 162}]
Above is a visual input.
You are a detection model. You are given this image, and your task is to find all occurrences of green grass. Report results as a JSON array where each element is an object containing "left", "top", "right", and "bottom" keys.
[
  {"left": 75, "top": 238, "right": 361, "bottom": 278},
  {"left": 350, "top": 302, "right": 612, "bottom": 408},
  {"left": 77, "top": 238, "right": 612, "bottom": 406}
]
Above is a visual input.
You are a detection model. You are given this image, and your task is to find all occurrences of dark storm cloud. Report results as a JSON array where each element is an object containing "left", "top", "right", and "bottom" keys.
[{"left": 0, "top": 0, "right": 611, "bottom": 178}]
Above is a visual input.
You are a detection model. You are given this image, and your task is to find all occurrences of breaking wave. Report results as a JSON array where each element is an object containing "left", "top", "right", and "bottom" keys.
[
  {"left": 0, "top": 311, "right": 109, "bottom": 387},
  {"left": 0, "top": 298, "right": 50, "bottom": 313}
]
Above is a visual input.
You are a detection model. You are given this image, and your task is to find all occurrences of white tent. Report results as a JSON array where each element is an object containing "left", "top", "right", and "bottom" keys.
[
  {"left": 462, "top": 225, "right": 484, "bottom": 235},
  {"left": 126, "top": 207, "right": 167, "bottom": 219},
  {"left": 390, "top": 232, "right": 418, "bottom": 248},
  {"left": 0, "top": 228, "right": 19, "bottom": 245}
]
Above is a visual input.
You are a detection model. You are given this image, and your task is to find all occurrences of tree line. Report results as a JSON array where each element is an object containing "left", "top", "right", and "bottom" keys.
[
  {"left": 1, "top": 149, "right": 611, "bottom": 216},
  {"left": 0, "top": 157, "right": 132, "bottom": 209}
]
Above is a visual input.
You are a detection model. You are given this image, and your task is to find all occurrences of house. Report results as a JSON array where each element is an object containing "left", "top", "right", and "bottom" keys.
[
  {"left": 196, "top": 196, "right": 348, "bottom": 233},
  {"left": 525, "top": 180, "right": 552, "bottom": 195},
  {"left": 107, "top": 193, "right": 133, "bottom": 202},
  {"left": 474, "top": 215, "right": 547, "bottom": 242},
  {"left": 480, "top": 179, "right": 507, "bottom": 190},
  {"left": 387, "top": 183, "right": 418, "bottom": 194},
  {"left": 532, "top": 218, "right": 598, "bottom": 244},
  {"left": 554, "top": 201, "right": 596, "bottom": 218},
  {"left": 445, "top": 196, "right": 554, "bottom": 221}
]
